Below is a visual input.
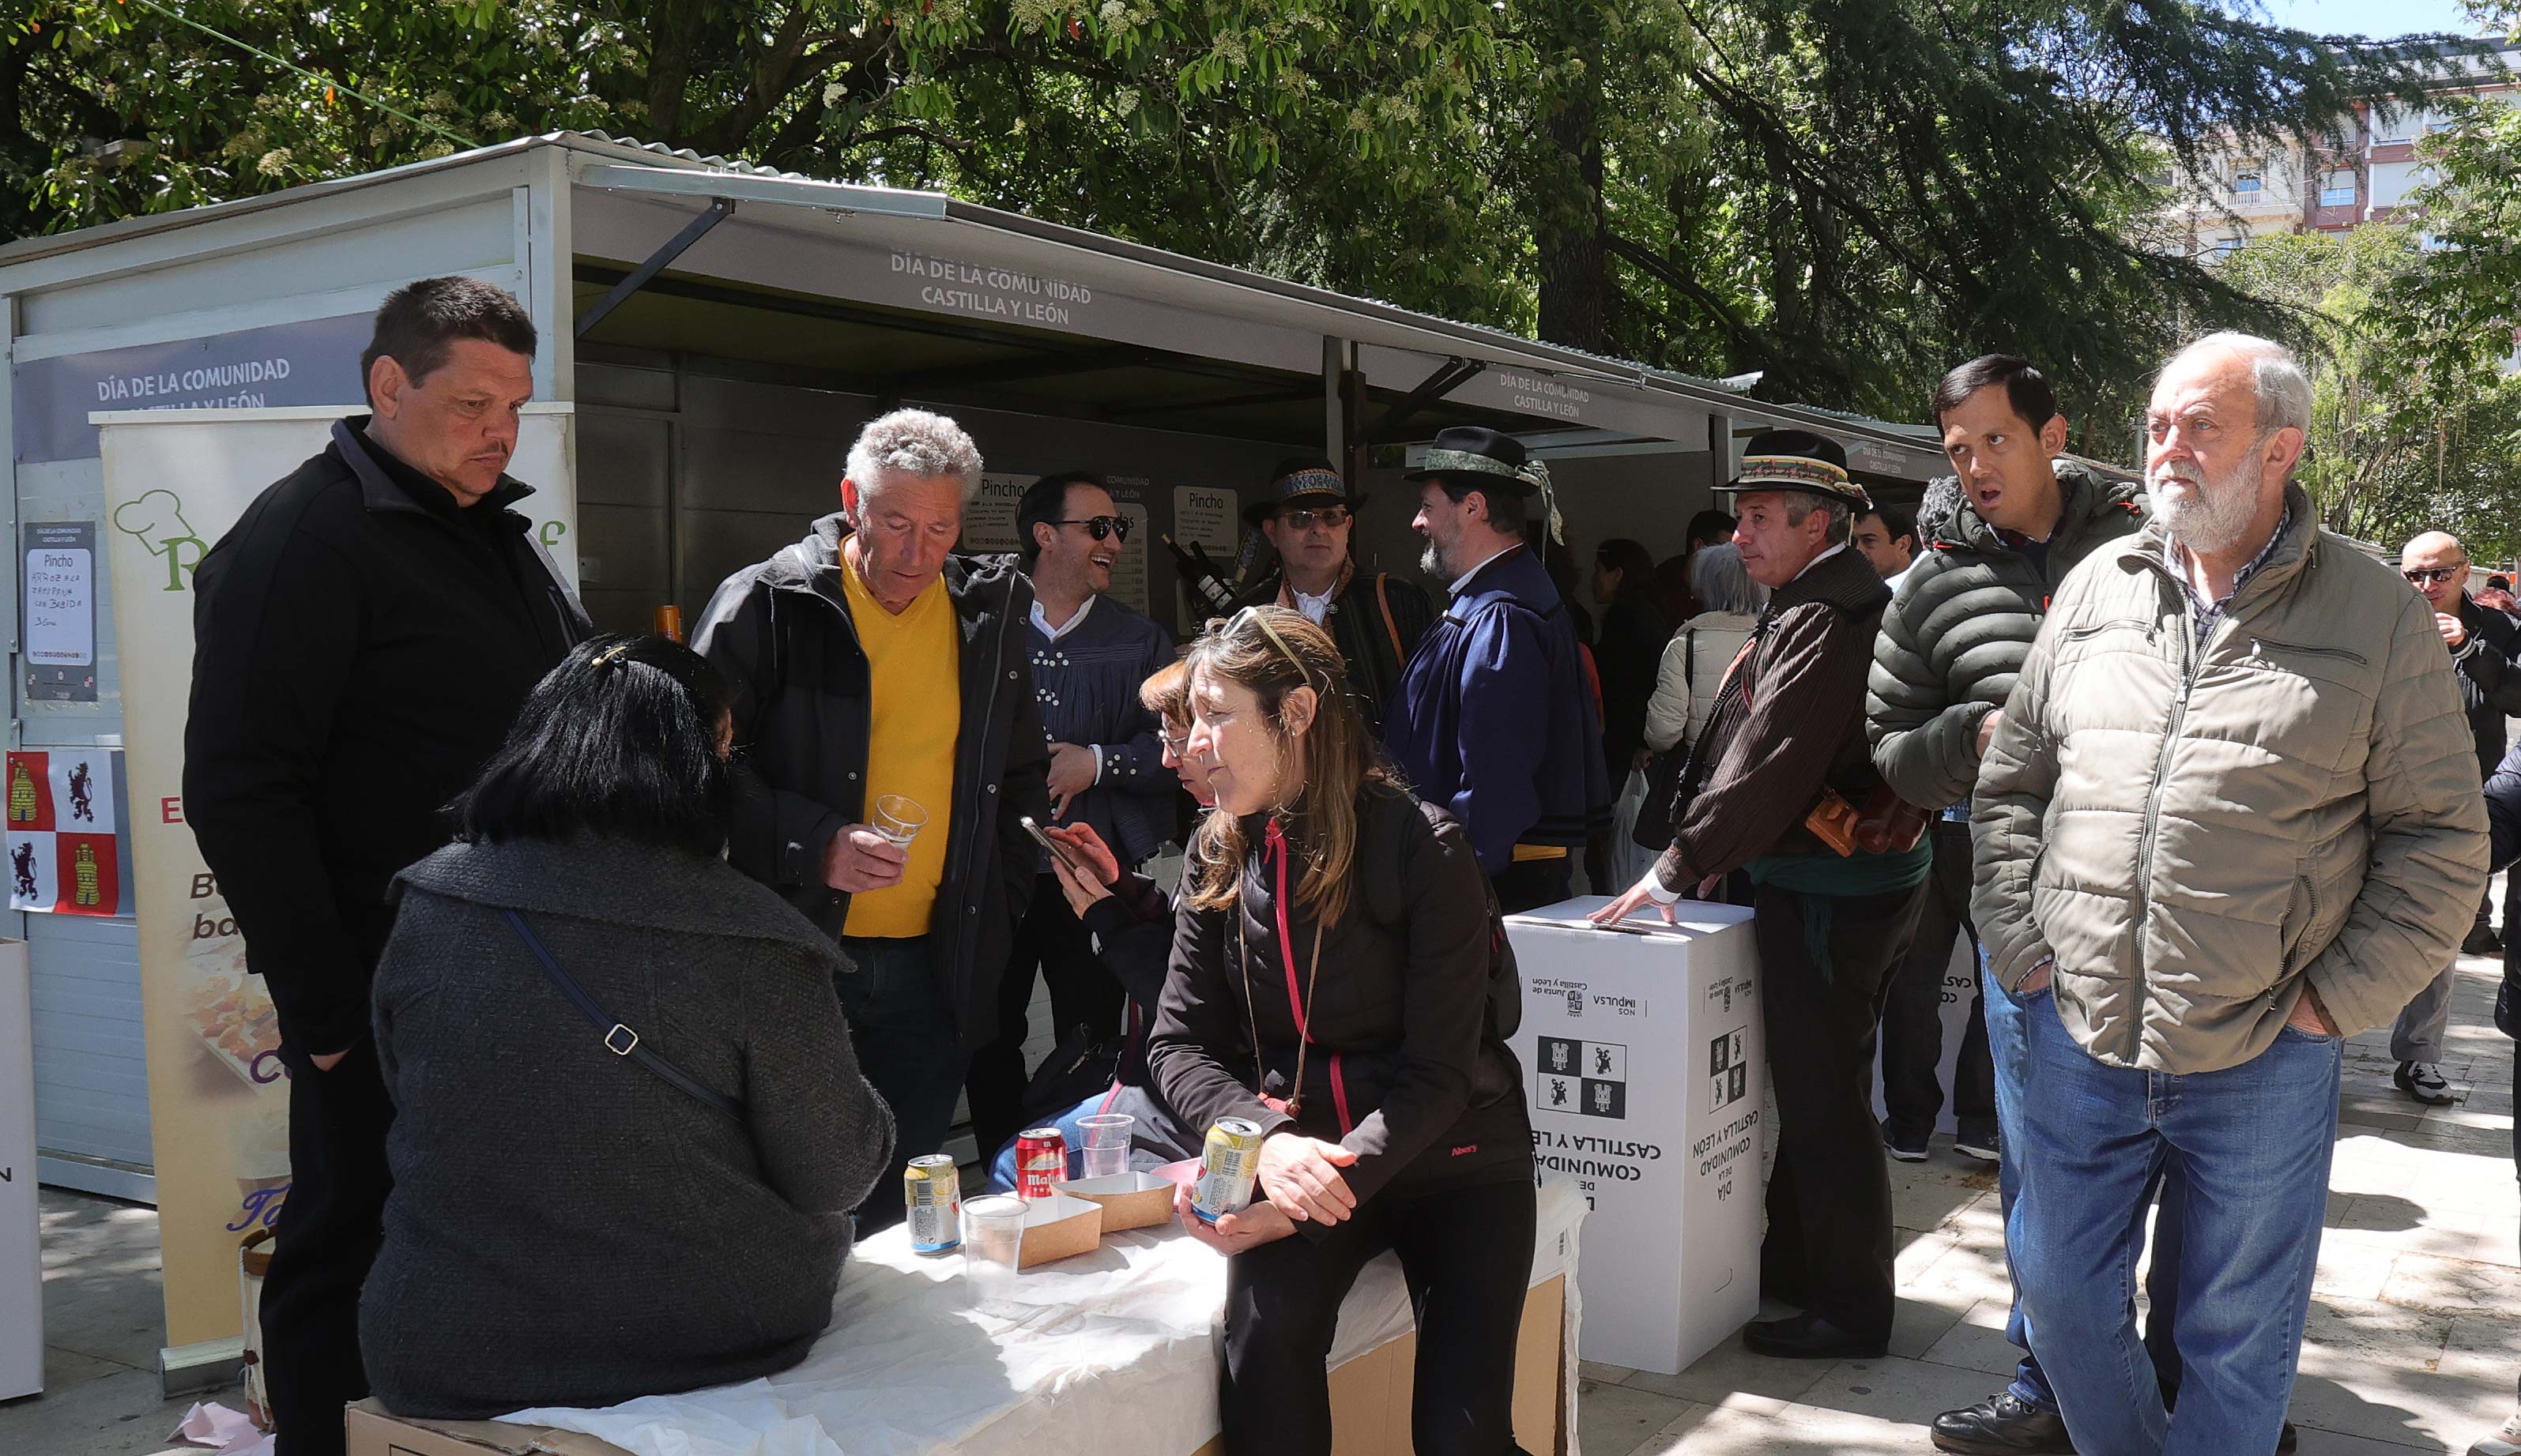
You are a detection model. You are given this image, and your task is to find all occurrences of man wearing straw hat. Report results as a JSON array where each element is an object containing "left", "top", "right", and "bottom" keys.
[
  {"left": 1595, "top": 428, "right": 1931, "bottom": 1364},
  {"left": 1387, "top": 425, "right": 1611, "bottom": 912}
]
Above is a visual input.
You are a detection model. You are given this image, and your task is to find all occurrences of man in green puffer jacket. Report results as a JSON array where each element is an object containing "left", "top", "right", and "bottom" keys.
[{"left": 1866, "top": 355, "right": 2147, "bottom": 1456}]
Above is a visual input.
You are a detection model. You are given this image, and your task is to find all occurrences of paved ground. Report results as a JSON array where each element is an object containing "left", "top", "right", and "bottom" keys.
[
  {"left": 1579, "top": 947, "right": 2521, "bottom": 1455},
  {"left": 7, "top": 953, "right": 2517, "bottom": 1456}
]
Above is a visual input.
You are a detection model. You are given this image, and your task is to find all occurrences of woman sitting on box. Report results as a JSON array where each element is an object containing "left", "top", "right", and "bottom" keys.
[
  {"left": 359, "top": 634, "right": 895, "bottom": 1420},
  {"left": 1146, "top": 607, "right": 1534, "bottom": 1456}
]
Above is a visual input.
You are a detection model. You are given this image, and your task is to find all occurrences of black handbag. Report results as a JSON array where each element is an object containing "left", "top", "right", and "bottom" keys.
[
  {"left": 1631, "top": 630, "right": 1695, "bottom": 852},
  {"left": 1017, "top": 1019, "right": 1127, "bottom": 1126}
]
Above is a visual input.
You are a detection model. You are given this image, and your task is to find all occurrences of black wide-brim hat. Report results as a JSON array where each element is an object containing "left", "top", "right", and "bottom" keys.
[
  {"left": 1718, "top": 428, "right": 1873, "bottom": 511},
  {"left": 1245, "top": 464, "right": 1366, "bottom": 525},
  {"left": 1404, "top": 425, "right": 1539, "bottom": 495}
]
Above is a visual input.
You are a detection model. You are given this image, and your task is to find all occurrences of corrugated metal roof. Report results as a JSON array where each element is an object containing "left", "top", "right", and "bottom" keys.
[{"left": 0, "top": 130, "right": 1943, "bottom": 454}]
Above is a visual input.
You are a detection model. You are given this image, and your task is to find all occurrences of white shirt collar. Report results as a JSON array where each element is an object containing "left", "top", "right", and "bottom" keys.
[
  {"left": 1790, "top": 542, "right": 1848, "bottom": 583},
  {"left": 1031, "top": 593, "right": 1098, "bottom": 643},
  {"left": 1291, "top": 582, "right": 1336, "bottom": 625},
  {"left": 1449, "top": 544, "right": 1519, "bottom": 596}
]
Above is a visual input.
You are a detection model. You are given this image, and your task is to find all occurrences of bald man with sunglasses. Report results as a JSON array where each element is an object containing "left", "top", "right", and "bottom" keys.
[{"left": 2391, "top": 530, "right": 2521, "bottom": 1104}]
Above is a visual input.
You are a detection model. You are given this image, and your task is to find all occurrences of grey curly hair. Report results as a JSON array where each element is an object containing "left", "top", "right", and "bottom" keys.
[{"left": 844, "top": 408, "right": 985, "bottom": 520}]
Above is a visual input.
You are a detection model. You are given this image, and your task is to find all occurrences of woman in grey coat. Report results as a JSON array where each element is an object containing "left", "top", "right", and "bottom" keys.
[{"left": 360, "top": 634, "right": 896, "bottom": 1420}]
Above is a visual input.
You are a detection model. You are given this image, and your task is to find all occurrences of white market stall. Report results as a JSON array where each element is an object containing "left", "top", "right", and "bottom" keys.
[{"left": 0, "top": 130, "right": 1947, "bottom": 1389}]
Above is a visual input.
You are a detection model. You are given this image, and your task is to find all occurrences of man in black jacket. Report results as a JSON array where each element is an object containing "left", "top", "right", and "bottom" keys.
[
  {"left": 694, "top": 408, "right": 1049, "bottom": 1229},
  {"left": 2391, "top": 530, "right": 2521, "bottom": 1104},
  {"left": 1230, "top": 457, "right": 1434, "bottom": 738},
  {"left": 186, "top": 277, "right": 589, "bottom": 1456}
]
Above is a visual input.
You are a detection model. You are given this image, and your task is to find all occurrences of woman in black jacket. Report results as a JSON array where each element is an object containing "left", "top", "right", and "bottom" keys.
[
  {"left": 1147, "top": 607, "right": 1533, "bottom": 1456},
  {"left": 360, "top": 635, "right": 895, "bottom": 1419}
]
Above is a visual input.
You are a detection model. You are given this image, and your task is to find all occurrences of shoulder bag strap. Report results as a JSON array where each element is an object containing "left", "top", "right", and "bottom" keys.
[
  {"left": 501, "top": 908, "right": 745, "bottom": 1123},
  {"left": 1373, "top": 572, "right": 1407, "bottom": 664}
]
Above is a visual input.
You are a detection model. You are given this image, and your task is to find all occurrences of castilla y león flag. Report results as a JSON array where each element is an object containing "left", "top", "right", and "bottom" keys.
[{"left": 6, "top": 749, "right": 121, "bottom": 915}]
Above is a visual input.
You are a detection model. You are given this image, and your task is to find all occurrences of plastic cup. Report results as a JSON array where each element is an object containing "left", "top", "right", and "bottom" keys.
[
  {"left": 963, "top": 1195, "right": 1026, "bottom": 1311},
  {"left": 1076, "top": 1113, "right": 1136, "bottom": 1181},
  {"left": 872, "top": 794, "right": 929, "bottom": 848}
]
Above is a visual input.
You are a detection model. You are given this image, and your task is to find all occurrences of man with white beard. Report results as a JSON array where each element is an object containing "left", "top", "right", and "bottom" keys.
[{"left": 1971, "top": 333, "right": 2487, "bottom": 1455}]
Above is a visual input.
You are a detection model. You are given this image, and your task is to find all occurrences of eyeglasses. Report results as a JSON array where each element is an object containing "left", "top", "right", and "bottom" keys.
[
  {"left": 1159, "top": 727, "right": 1192, "bottom": 757},
  {"left": 1276, "top": 506, "right": 1351, "bottom": 531},
  {"left": 1051, "top": 516, "right": 1132, "bottom": 543},
  {"left": 2404, "top": 566, "right": 2465, "bottom": 585}
]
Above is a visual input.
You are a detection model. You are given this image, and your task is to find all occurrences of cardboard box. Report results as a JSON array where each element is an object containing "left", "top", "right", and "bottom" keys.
[
  {"left": 1509, "top": 897, "right": 1765, "bottom": 1375},
  {"left": 1052, "top": 1171, "right": 1175, "bottom": 1232},
  {"left": 1017, "top": 1190, "right": 1102, "bottom": 1266},
  {"left": 345, "top": 1275, "right": 1571, "bottom": 1456}
]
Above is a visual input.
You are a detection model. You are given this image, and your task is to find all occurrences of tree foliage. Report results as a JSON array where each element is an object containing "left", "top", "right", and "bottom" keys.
[
  {"left": 0, "top": 0, "right": 2488, "bottom": 444},
  {"left": 2218, "top": 224, "right": 2521, "bottom": 562}
]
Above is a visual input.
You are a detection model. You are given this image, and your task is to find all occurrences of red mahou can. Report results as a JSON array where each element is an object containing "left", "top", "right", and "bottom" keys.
[{"left": 1014, "top": 1127, "right": 1069, "bottom": 1199}]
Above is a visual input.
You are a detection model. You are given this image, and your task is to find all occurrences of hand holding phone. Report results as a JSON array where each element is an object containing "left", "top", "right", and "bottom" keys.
[{"left": 1020, "top": 815, "right": 1091, "bottom": 878}]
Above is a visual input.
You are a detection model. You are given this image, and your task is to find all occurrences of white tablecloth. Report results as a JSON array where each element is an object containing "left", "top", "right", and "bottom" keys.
[{"left": 499, "top": 1176, "right": 1587, "bottom": 1456}]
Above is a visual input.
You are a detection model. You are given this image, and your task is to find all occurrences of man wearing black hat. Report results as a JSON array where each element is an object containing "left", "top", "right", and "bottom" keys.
[
  {"left": 1595, "top": 430, "right": 1931, "bottom": 1364},
  {"left": 1231, "top": 457, "right": 1434, "bottom": 736},
  {"left": 1388, "top": 426, "right": 1611, "bottom": 912}
]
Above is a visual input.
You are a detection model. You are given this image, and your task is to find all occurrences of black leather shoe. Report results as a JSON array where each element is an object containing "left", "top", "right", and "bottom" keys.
[
  {"left": 2279, "top": 1419, "right": 2300, "bottom": 1452},
  {"left": 1742, "top": 1311, "right": 1887, "bottom": 1360},
  {"left": 1931, "top": 1391, "right": 2076, "bottom": 1454}
]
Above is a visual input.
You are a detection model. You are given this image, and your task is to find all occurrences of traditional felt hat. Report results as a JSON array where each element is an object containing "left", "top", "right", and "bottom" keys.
[
  {"left": 1720, "top": 429, "right": 1873, "bottom": 510},
  {"left": 1245, "top": 458, "right": 1365, "bottom": 525},
  {"left": 1405, "top": 425, "right": 1539, "bottom": 494}
]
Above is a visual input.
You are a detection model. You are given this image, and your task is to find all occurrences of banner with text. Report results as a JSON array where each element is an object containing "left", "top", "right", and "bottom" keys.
[{"left": 100, "top": 407, "right": 578, "bottom": 1349}]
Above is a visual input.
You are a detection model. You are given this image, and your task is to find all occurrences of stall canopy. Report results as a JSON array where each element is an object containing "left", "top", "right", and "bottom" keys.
[{"left": 0, "top": 131, "right": 1950, "bottom": 483}]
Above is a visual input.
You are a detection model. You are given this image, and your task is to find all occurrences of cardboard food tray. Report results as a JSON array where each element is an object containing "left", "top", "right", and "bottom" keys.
[
  {"left": 1017, "top": 1190, "right": 1102, "bottom": 1265},
  {"left": 1051, "top": 1170, "right": 1175, "bottom": 1232}
]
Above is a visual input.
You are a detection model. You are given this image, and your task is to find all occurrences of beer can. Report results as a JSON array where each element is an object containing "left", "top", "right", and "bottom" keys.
[
  {"left": 1192, "top": 1117, "right": 1265, "bottom": 1224},
  {"left": 1014, "top": 1127, "right": 1069, "bottom": 1199},
  {"left": 904, "top": 1154, "right": 962, "bottom": 1253}
]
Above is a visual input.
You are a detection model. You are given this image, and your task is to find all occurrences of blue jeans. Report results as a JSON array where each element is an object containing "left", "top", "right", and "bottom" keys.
[
  {"left": 2011, "top": 986, "right": 2341, "bottom": 1456},
  {"left": 1988, "top": 962, "right": 2188, "bottom": 1413},
  {"left": 835, "top": 935, "right": 966, "bottom": 1232}
]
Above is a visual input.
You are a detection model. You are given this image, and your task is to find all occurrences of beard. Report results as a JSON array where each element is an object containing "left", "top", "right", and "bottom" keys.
[
  {"left": 1419, "top": 541, "right": 1445, "bottom": 580},
  {"left": 2150, "top": 454, "right": 2264, "bottom": 557}
]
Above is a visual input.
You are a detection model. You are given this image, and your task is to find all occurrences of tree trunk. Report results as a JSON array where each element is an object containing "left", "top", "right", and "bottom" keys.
[{"left": 1536, "top": 90, "right": 1609, "bottom": 354}]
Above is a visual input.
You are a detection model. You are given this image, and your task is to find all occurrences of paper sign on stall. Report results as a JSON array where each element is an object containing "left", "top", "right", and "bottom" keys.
[{"left": 6, "top": 750, "right": 122, "bottom": 915}]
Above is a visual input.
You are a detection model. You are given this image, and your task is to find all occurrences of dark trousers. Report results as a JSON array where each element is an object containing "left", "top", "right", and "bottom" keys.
[
  {"left": 1754, "top": 875, "right": 1927, "bottom": 1343},
  {"left": 965, "top": 875, "right": 1125, "bottom": 1158},
  {"left": 1491, "top": 857, "right": 1573, "bottom": 916},
  {"left": 263, "top": 1037, "right": 394, "bottom": 1456},
  {"left": 1223, "top": 1176, "right": 1536, "bottom": 1456},
  {"left": 1879, "top": 822, "right": 1995, "bottom": 1136},
  {"left": 836, "top": 935, "right": 967, "bottom": 1232}
]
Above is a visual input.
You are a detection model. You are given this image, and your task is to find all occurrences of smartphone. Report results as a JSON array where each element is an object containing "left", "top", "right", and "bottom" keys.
[{"left": 1019, "top": 815, "right": 1091, "bottom": 878}]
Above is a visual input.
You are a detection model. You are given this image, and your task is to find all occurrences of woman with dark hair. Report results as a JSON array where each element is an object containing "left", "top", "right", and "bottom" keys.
[
  {"left": 1592, "top": 536, "right": 1673, "bottom": 777},
  {"left": 982, "top": 657, "right": 1212, "bottom": 1190},
  {"left": 1148, "top": 608, "right": 1533, "bottom": 1456},
  {"left": 359, "top": 634, "right": 895, "bottom": 1420}
]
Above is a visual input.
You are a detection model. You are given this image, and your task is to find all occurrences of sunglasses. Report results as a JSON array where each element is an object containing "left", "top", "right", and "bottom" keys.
[
  {"left": 1276, "top": 506, "right": 1351, "bottom": 531},
  {"left": 1052, "top": 516, "right": 1132, "bottom": 543},
  {"left": 2404, "top": 566, "right": 2464, "bottom": 585}
]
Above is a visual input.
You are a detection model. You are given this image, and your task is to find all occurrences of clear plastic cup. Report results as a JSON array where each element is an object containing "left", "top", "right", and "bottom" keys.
[
  {"left": 1076, "top": 1113, "right": 1136, "bottom": 1181},
  {"left": 872, "top": 794, "right": 929, "bottom": 848},
  {"left": 962, "top": 1195, "right": 1026, "bottom": 1312}
]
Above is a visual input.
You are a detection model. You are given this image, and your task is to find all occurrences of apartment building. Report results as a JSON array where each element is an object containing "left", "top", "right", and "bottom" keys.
[{"left": 2158, "top": 43, "right": 2519, "bottom": 259}]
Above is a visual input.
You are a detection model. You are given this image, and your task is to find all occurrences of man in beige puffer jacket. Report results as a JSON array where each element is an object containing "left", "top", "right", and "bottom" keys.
[{"left": 1971, "top": 333, "right": 2486, "bottom": 1456}]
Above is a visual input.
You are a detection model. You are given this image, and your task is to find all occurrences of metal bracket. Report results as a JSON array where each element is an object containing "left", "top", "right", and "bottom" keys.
[
  {"left": 1366, "top": 356, "right": 1484, "bottom": 444},
  {"left": 574, "top": 198, "right": 736, "bottom": 339}
]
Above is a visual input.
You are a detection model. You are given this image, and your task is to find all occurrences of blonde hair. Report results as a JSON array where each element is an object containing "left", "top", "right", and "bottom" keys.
[{"left": 1181, "top": 608, "right": 1389, "bottom": 928}]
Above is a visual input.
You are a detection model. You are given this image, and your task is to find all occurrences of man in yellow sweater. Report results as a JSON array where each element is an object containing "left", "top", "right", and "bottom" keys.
[{"left": 697, "top": 408, "right": 1050, "bottom": 1229}]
